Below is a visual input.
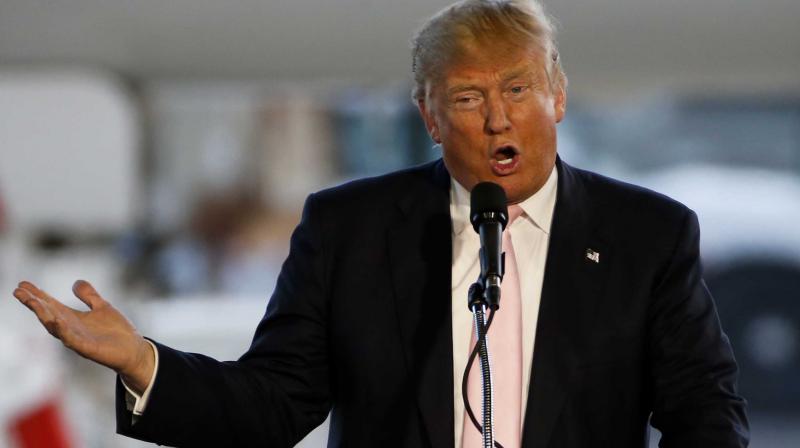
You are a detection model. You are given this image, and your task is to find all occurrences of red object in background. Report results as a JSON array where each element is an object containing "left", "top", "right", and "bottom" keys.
[{"left": 8, "top": 397, "right": 73, "bottom": 448}]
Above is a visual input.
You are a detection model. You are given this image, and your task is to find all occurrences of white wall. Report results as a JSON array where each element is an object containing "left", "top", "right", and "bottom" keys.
[{"left": 0, "top": 69, "right": 140, "bottom": 235}]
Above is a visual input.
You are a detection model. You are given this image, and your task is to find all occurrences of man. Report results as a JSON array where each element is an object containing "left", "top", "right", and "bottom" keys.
[{"left": 12, "top": 1, "right": 749, "bottom": 447}]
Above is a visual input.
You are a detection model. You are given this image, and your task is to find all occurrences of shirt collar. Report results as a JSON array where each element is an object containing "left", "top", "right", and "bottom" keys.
[{"left": 450, "top": 164, "right": 558, "bottom": 236}]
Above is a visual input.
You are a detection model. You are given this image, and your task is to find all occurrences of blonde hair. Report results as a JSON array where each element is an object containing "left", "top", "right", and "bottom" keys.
[{"left": 410, "top": 0, "right": 566, "bottom": 101}]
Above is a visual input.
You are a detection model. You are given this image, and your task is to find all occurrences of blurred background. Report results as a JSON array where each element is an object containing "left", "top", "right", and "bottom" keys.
[{"left": 0, "top": 0, "right": 798, "bottom": 447}]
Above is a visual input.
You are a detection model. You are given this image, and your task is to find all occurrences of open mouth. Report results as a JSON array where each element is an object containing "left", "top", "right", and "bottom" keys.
[
  {"left": 494, "top": 146, "right": 518, "bottom": 165},
  {"left": 490, "top": 145, "right": 520, "bottom": 175}
]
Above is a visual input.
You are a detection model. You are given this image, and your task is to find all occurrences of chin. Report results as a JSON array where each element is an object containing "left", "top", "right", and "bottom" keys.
[
  {"left": 503, "top": 182, "right": 537, "bottom": 203},
  {"left": 498, "top": 184, "right": 521, "bottom": 202}
]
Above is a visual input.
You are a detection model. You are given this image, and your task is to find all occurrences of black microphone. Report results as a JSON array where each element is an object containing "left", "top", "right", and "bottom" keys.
[{"left": 470, "top": 182, "right": 508, "bottom": 309}]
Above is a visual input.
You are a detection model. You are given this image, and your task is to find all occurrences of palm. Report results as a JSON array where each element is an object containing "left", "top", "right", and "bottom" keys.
[
  {"left": 12, "top": 280, "right": 150, "bottom": 380},
  {"left": 56, "top": 299, "right": 140, "bottom": 371}
]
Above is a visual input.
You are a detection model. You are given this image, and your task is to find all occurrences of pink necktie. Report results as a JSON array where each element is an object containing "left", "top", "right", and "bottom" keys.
[{"left": 462, "top": 204, "right": 524, "bottom": 448}]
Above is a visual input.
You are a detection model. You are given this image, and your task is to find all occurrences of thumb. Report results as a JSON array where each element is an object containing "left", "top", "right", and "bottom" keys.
[{"left": 72, "top": 280, "right": 107, "bottom": 310}]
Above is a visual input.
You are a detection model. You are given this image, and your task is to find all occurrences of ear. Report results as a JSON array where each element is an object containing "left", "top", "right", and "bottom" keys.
[
  {"left": 416, "top": 98, "right": 441, "bottom": 143},
  {"left": 553, "top": 84, "right": 567, "bottom": 123}
]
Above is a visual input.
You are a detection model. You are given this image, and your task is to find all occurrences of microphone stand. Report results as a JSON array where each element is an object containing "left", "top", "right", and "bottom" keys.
[{"left": 467, "top": 282, "right": 497, "bottom": 448}]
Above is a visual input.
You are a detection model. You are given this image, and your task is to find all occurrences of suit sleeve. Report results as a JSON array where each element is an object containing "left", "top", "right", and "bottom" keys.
[
  {"left": 115, "top": 193, "right": 331, "bottom": 448},
  {"left": 647, "top": 209, "right": 750, "bottom": 447}
]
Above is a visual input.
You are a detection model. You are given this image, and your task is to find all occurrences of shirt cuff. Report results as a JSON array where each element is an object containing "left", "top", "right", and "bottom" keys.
[{"left": 121, "top": 339, "right": 159, "bottom": 416}]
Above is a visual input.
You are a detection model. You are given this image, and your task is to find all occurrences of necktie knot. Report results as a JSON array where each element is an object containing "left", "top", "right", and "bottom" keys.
[{"left": 507, "top": 204, "right": 524, "bottom": 227}]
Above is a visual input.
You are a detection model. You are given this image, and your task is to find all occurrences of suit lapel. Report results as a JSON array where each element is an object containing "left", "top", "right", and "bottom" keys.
[
  {"left": 388, "top": 160, "right": 454, "bottom": 448},
  {"left": 522, "top": 158, "right": 611, "bottom": 448}
]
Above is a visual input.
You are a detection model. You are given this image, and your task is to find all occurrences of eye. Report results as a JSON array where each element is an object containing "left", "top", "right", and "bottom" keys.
[
  {"left": 452, "top": 94, "right": 482, "bottom": 109},
  {"left": 509, "top": 85, "right": 528, "bottom": 95}
]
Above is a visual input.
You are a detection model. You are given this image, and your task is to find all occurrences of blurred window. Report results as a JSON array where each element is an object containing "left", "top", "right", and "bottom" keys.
[{"left": 564, "top": 98, "right": 800, "bottom": 175}]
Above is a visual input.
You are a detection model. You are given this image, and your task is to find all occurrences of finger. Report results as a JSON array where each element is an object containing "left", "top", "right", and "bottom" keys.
[
  {"left": 15, "top": 288, "right": 84, "bottom": 349},
  {"left": 18, "top": 280, "right": 59, "bottom": 306},
  {"left": 17, "top": 281, "right": 75, "bottom": 317},
  {"left": 72, "top": 279, "right": 107, "bottom": 310},
  {"left": 13, "top": 288, "right": 58, "bottom": 331}
]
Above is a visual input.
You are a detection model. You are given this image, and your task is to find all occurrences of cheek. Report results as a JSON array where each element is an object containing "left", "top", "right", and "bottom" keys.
[
  {"left": 515, "top": 105, "right": 558, "bottom": 139},
  {"left": 514, "top": 98, "right": 552, "bottom": 120},
  {"left": 441, "top": 112, "right": 486, "bottom": 143},
  {"left": 441, "top": 143, "right": 484, "bottom": 178},
  {"left": 442, "top": 130, "right": 484, "bottom": 166}
]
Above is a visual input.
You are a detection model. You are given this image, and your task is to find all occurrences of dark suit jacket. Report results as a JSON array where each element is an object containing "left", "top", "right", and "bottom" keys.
[{"left": 116, "top": 157, "right": 749, "bottom": 447}]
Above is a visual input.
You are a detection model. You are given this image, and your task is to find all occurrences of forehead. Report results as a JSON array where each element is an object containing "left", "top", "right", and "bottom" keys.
[{"left": 432, "top": 43, "right": 548, "bottom": 92}]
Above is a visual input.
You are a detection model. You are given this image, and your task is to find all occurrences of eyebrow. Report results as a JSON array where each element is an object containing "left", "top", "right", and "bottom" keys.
[
  {"left": 445, "top": 67, "right": 535, "bottom": 96},
  {"left": 446, "top": 84, "right": 479, "bottom": 96},
  {"left": 500, "top": 67, "right": 532, "bottom": 83}
]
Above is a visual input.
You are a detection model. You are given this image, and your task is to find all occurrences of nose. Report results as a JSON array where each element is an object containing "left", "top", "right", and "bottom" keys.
[{"left": 484, "top": 96, "right": 511, "bottom": 134}]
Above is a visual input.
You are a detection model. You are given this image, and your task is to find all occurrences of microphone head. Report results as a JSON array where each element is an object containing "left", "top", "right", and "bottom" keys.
[{"left": 470, "top": 182, "right": 508, "bottom": 232}]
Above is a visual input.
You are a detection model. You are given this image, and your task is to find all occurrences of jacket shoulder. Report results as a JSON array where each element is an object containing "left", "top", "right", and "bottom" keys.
[
  {"left": 309, "top": 160, "right": 446, "bottom": 213},
  {"left": 561, "top": 162, "right": 697, "bottom": 255},
  {"left": 569, "top": 164, "right": 693, "bottom": 224}
]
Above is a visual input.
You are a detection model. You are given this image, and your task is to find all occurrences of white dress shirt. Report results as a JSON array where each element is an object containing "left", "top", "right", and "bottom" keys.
[
  {"left": 451, "top": 167, "right": 557, "bottom": 447},
  {"left": 123, "top": 339, "right": 159, "bottom": 417},
  {"left": 126, "top": 166, "right": 559, "bottom": 444}
]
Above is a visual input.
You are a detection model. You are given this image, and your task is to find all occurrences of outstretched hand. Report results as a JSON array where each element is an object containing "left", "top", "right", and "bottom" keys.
[{"left": 12, "top": 280, "right": 155, "bottom": 394}]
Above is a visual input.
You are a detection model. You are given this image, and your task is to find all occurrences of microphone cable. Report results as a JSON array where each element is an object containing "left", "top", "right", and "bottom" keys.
[{"left": 462, "top": 307, "right": 505, "bottom": 448}]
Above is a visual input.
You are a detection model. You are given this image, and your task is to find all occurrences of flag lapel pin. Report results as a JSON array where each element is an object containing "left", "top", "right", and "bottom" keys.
[{"left": 585, "top": 248, "right": 600, "bottom": 263}]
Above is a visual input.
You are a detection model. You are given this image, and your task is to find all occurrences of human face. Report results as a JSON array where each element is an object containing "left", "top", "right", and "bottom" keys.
[{"left": 417, "top": 44, "right": 566, "bottom": 204}]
